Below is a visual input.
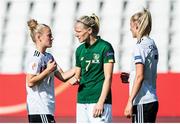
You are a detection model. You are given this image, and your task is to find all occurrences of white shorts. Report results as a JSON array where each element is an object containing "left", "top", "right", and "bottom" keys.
[{"left": 76, "top": 103, "right": 112, "bottom": 123}]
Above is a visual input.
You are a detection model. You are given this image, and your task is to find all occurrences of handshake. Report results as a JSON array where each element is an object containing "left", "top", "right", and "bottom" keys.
[
  {"left": 69, "top": 77, "right": 80, "bottom": 85},
  {"left": 120, "top": 72, "right": 129, "bottom": 84}
]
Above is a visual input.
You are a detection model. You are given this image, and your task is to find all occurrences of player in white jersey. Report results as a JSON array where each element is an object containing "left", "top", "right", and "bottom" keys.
[
  {"left": 121, "top": 9, "right": 159, "bottom": 123},
  {"left": 26, "top": 19, "right": 79, "bottom": 123}
]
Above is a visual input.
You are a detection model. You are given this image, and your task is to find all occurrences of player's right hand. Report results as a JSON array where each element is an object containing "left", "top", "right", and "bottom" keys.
[
  {"left": 47, "top": 60, "right": 57, "bottom": 72},
  {"left": 120, "top": 72, "right": 129, "bottom": 83},
  {"left": 69, "top": 77, "right": 79, "bottom": 85}
]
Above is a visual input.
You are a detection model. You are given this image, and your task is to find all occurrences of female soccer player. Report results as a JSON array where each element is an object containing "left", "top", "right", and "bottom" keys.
[
  {"left": 122, "top": 9, "right": 159, "bottom": 123},
  {"left": 26, "top": 19, "right": 78, "bottom": 123},
  {"left": 74, "top": 13, "right": 115, "bottom": 123}
]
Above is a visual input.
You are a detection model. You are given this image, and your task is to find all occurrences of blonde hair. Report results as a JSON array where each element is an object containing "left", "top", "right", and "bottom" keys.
[
  {"left": 27, "top": 19, "right": 49, "bottom": 42},
  {"left": 76, "top": 13, "right": 100, "bottom": 36},
  {"left": 131, "top": 8, "right": 152, "bottom": 38}
]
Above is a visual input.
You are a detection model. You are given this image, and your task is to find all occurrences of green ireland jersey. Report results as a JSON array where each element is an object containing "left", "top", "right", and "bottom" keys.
[{"left": 76, "top": 38, "right": 115, "bottom": 104}]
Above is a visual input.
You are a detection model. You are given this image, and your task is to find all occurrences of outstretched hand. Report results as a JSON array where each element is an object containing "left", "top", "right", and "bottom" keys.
[{"left": 69, "top": 77, "right": 79, "bottom": 85}]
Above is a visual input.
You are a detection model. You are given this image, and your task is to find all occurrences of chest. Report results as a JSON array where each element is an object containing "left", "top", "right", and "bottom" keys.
[
  {"left": 79, "top": 49, "right": 103, "bottom": 71},
  {"left": 40, "top": 55, "right": 53, "bottom": 72}
]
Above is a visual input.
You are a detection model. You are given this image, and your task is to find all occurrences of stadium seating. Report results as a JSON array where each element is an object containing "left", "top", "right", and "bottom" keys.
[{"left": 0, "top": 0, "right": 180, "bottom": 73}]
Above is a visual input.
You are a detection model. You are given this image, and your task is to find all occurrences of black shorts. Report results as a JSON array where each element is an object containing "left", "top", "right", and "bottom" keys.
[
  {"left": 28, "top": 114, "right": 55, "bottom": 123},
  {"left": 132, "top": 101, "right": 158, "bottom": 123}
]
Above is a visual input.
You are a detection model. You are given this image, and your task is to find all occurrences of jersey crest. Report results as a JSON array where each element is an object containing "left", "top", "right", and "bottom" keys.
[{"left": 92, "top": 53, "right": 100, "bottom": 63}]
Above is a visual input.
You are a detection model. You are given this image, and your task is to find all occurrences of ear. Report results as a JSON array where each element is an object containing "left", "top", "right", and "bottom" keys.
[
  {"left": 136, "top": 26, "right": 138, "bottom": 30},
  {"left": 35, "top": 33, "right": 41, "bottom": 41},
  {"left": 87, "top": 27, "right": 92, "bottom": 34},
  {"left": 134, "top": 22, "right": 139, "bottom": 30}
]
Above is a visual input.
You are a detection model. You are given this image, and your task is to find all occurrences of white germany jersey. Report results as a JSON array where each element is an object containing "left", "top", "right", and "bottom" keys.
[
  {"left": 129, "top": 36, "right": 159, "bottom": 105},
  {"left": 26, "top": 50, "right": 55, "bottom": 115}
]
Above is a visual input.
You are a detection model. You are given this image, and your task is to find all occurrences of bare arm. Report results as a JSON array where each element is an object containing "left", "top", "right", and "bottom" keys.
[
  {"left": 93, "top": 62, "right": 114, "bottom": 117},
  {"left": 74, "top": 67, "right": 81, "bottom": 80},
  {"left": 63, "top": 67, "right": 81, "bottom": 85},
  {"left": 55, "top": 66, "right": 76, "bottom": 82},
  {"left": 54, "top": 67, "right": 81, "bottom": 93},
  {"left": 26, "top": 60, "right": 57, "bottom": 87},
  {"left": 124, "top": 63, "right": 144, "bottom": 118}
]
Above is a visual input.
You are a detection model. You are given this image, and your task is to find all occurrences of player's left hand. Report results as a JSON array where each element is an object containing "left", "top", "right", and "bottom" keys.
[
  {"left": 124, "top": 100, "right": 133, "bottom": 118},
  {"left": 93, "top": 102, "right": 104, "bottom": 118}
]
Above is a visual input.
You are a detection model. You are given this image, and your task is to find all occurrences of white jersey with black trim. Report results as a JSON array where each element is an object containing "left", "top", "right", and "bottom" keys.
[
  {"left": 129, "top": 36, "right": 159, "bottom": 105},
  {"left": 26, "top": 49, "right": 55, "bottom": 115}
]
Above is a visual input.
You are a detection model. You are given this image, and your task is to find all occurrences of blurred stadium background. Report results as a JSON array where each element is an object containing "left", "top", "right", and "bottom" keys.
[{"left": 0, "top": 0, "right": 180, "bottom": 122}]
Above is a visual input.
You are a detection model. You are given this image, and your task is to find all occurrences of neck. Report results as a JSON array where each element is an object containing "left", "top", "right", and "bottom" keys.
[
  {"left": 137, "top": 34, "right": 141, "bottom": 41},
  {"left": 89, "top": 36, "right": 97, "bottom": 45},
  {"left": 36, "top": 45, "right": 46, "bottom": 53},
  {"left": 137, "top": 34, "right": 149, "bottom": 41}
]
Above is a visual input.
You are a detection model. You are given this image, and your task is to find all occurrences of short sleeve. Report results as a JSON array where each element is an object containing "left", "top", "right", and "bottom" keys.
[
  {"left": 133, "top": 45, "right": 146, "bottom": 64},
  {"left": 26, "top": 57, "right": 41, "bottom": 75},
  {"left": 103, "top": 44, "right": 115, "bottom": 63}
]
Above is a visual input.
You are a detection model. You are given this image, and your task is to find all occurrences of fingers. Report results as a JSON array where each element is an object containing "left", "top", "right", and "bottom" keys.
[
  {"left": 93, "top": 106, "right": 104, "bottom": 118},
  {"left": 124, "top": 105, "right": 133, "bottom": 119},
  {"left": 48, "top": 60, "right": 56, "bottom": 65},
  {"left": 69, "top": 77, "right": 79, "bottom": 85},
  {"left": 124, "top": 110, "right": 132, "bottom": 118},
  {"left": 47, "top": 59, "right": 57, "bottom": 72},
  {"left": 93, "top": 109, "right": 103, "bottom": 118},
  {"left": 120, "top": 72, "right": 129, "bottom": 83}
]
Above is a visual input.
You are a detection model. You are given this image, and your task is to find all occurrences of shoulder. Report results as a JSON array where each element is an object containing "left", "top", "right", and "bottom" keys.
[
  {"left": 28, "top": 50, "right": 42, "bottom": 64},
  {"left": 76, "top": 43, "right": 85, "bottom": 52},
  {"left": 139, "top": 37, "right": 157, "bottom": 51},
  {"left": 33, "top": 50, "right": 41, "bottom": 57},
  {"left": 98, "top": 38, "right": 114, "bottom": 50},
  {"left": 45, "top": 52, "right": 53, "bottom": 57},
  {"left": 98, "top": 38, "right": 112, "bottom": 46},
  {"left": 139, "top": 36, "right": 153, "bottom": 46}
]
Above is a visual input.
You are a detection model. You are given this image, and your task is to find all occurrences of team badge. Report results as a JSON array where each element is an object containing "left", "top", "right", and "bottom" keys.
[
  {"left": 92, "top": 53, "right": 100, "bottom": 63},
  {"left": 93, "top": 53, "right": 100, "bottom": 60},
  {"left": 31, "top": 63, "right": 37, "bottom": 70}
]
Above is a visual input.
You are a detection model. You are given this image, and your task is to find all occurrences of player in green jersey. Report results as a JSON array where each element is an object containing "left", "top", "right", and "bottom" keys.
[{"left": 74, "top": 13, "right": 115, "bottom": 123}]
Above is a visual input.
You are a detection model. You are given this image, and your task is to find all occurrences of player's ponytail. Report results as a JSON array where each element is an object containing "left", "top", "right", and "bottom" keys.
[
  {"left": 131, "top": 8, "right": 152, "bottom": 38},
  {"left": 89, "top": 13, "right": 100, "bottom": 36},
  {"left": 27, "top": 19, "right": 38, "bottom": 32}
]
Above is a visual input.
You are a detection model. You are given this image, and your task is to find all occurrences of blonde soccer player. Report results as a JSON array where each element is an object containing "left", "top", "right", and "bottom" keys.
[
  {"left": 74, "top": 13, "right": 115, "bottom": 123},
  {"left": 121, "top": 9, "right": 159, "bottom": 123},
  {"left": 26, "top": 19, "right": 78, "bottom": 123}
]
